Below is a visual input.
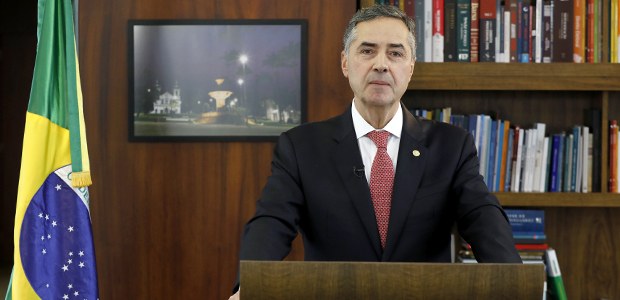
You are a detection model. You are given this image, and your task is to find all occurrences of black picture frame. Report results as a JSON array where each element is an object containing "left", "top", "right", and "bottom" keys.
[{"left": 128, "top": 19, "right": 307, "bottom": 142}]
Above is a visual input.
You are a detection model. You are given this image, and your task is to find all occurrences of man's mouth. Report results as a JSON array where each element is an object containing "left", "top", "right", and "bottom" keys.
[{"left": 369, "top": 80, "right": 390, "bottom": 86}]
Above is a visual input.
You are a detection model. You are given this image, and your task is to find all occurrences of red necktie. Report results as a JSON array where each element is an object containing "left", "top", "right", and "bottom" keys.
[{"left": 367, "top": 130, "right": 394, "bottom": 249}]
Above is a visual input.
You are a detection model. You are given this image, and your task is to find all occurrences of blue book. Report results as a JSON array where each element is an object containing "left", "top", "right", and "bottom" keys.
[
  {"left": 494, "top": 121, "right": 505, "bottom": 191},
  {"left": 556, "top": 132, "right": 565, "bottom": 191},
  {"left": 505, "top": 209, "right": 545, "bottom": 234},
  {"left": 468, "top": 114, "right": 478, "bottom": 140},
  {"left": 504, "top": 128, "right": 514, "bottom": 191},
  {"left": 549, "top": 134, "right": 561, "bottom": 192},
  {"left": 571, "top": 126, "right": 580, "bottom": 192},
  {"left": 487, "top": 120, "right": 498, "bottom": 190}
]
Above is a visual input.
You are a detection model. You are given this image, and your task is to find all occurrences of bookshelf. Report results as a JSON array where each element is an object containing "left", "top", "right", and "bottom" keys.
[
  {"left": 358, "top": 2, "right": 620, "bottom": 298},
  {"left": 403, "top": 62, "right": 620, "bottom": 299}
]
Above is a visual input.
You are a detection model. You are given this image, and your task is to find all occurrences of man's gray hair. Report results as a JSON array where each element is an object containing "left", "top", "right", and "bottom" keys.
[{"left": 343, "top": 5, "right": 417, "bottom": 61}]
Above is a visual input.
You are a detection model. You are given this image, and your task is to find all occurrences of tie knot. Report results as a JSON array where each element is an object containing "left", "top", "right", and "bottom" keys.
[{"left": 367, "top": 130, "right": 390, "bottom": 148}]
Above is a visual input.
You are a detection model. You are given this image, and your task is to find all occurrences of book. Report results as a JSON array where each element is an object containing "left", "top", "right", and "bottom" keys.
[
  {"left": 545, "top": 248, "right": 568, "bottom": 300},
  {"left": 553, "top": 0, "right": 574, "bottom": 61},
  {"left": 471, "top": 0, "right": 481, "bottom": 61},
  {"left": 574, "top": 0, "right": 586, "bottom": 62},
  {"left": 456, "top": 0, "right": 471, "bottom": 61},
  {"left": 432, "top": 0, "right": 445, "bottom": 62},
  {"left": 610, "top": 120, "right": 618, "bottom": 192},
  {"left": 444, "top": 0, "right": 458, "bottom": 61},
  {"left": 505, "top": 209, "right": 545, "bottom": 234},
  {"left": 479, "top": 0, "right": 497, "bottom": 61},
  {"left": 415, "top": 0, "right": 426, "bottom": 61},
  {"left": 542, "top": 0, "right": 553, "bottom": 62}
]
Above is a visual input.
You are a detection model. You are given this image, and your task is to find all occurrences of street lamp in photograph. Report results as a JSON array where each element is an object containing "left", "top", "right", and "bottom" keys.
[{"left": 239, "top": 54, "right": 248, "bottom": 125}]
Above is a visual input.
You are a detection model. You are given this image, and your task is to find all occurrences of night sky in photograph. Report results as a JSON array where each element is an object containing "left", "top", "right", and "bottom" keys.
[{"left": 132, "top": 23, "right": 302, "bottom": 114}]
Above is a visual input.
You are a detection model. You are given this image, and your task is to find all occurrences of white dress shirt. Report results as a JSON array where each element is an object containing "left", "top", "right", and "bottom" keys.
[{"left": 351, "top": 100, "right": 403, "bottom": 183}]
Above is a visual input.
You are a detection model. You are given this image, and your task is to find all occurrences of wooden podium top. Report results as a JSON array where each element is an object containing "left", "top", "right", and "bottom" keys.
[{"left": 241, "top": 261, "right": 545, "bottom": 300}]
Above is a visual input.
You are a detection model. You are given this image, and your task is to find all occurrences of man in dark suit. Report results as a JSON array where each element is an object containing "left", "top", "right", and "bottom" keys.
[{"left": 230, "top": 4, "right": 520, "bottom": 298}]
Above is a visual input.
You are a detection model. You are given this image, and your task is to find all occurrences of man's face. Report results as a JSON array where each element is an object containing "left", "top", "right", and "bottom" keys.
[{"left": 341, "top": 17, "right": 415, "bottom": 110}]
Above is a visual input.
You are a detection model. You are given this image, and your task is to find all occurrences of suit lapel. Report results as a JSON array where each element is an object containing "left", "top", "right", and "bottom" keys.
[
  {"left": 331, "top": 110, "right": 382, "bottom": 258},
  {"left": 383, "top": 108, "right": 428, "bottom": 260}
]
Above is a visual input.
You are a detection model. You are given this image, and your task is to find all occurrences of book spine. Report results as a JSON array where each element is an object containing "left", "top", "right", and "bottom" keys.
[
  {"left": 534, "top": 0, "right": 543, "bottom": 62},
  {"left": 471, "top": 0, "right": 481, "bottom": 61},
  {"left": 415, "top": 0, "right": 426, "bottom": 61},
  {"left": 479, "top": 0, "right": 497, "bottom": 61},
  {"left": 582, "top": 126, "right": 590, "bottom": 192},
  {"left": 405, "top": 0, "right": 415, "bottom": 16},
  {"left": 550, "top": 134, "right": 560, "bottom": 191},
  {"left": 586, "top": 0, "right": 595, "bottom": 62},
  {"left": 553, "top": 0, "right": 573, "bottom": 61},
  {"left": 542, "top": 0, "right": 552, "bottom": 62},
  {"left": 573, "top": 0, "right": 585, "bottom": 62},
  {"left": 556, "top": 132, "right": 565, "bottom": 191},
  {"left": 610, "top": 120, "right": 618, "bottom": 192},
  {"left": 433, "top": 0, "right": 445, "bottom": 62},
  {"left": 445, "top": 0, "right": 458, "bottom": 61},
  {"left": 425, "top": 0, "right": 434, "bottom": 62},
  {"left": 456, "top": 0, "right": 471, "bottom": 61},
  {"left": 519, "top": 0, "right": 531, "bottom": 62},
  {"left": 545, "top": 249, "right": 568, "bottom": 300}
]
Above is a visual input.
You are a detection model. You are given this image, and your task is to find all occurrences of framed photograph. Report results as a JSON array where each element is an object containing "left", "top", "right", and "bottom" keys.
[{"left": 128, "top": 19, "right": 307, "bottom": 141}]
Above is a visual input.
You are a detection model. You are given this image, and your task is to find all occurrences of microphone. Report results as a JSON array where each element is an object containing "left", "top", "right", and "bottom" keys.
[{"left": 353, "top": 166, "right": 365, "bottom": 178}]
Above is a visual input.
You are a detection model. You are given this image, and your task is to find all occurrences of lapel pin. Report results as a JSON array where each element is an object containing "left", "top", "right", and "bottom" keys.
[{"left": 412, "top": 150, "right": 420, "bottom": 157}]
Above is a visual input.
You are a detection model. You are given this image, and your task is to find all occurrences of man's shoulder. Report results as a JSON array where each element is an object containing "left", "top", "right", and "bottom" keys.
[{"left": 285, "top": 112, "right": 349, "bottom": 140}]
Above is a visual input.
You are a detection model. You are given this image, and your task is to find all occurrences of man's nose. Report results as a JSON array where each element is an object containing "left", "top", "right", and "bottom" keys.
[{"left": 373, "top": 53, "right": 388, "bottom": 72}]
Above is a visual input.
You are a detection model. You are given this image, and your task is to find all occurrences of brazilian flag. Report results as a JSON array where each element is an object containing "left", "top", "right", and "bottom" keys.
[{"left": 6, "top": 0, "right": 99, "bottom": 298}]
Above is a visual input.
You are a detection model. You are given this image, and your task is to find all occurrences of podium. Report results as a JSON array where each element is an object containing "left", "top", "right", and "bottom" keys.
[{"left": 240, "top": 260, "right": 545, "bottom": 299}]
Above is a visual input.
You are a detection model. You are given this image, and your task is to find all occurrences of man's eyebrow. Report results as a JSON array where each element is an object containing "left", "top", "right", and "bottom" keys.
[
  {"left": 388, "top": 43, "right": 406, "bottom": 49},
  {"left": 358, "top": 42, "right": 377, "bottom": 48}
]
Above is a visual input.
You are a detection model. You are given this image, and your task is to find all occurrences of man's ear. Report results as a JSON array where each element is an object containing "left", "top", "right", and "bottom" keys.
[{"left": 341, "top": 50, "right": 349, "bottom": 78}]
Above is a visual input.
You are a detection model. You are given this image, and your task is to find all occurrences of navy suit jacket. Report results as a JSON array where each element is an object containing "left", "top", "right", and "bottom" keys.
[{"left": 239, "top": 105, "right": 520, "bottom": 265}]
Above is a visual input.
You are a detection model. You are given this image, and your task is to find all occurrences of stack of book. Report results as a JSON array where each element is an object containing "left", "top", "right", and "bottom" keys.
[
  {"left": 411, "top": 107, "right": 601, "bottom": 193},
  {"left": 506, "top": 209, "right": 547, "bottom": 264},
  {"left": 457, "top": 209, "right": 547, "bottom": 263}
]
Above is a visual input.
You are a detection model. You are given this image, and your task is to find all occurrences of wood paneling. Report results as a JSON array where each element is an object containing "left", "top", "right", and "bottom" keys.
[{"left": 77, "top": 0, "right": 354, "bottom": 299}]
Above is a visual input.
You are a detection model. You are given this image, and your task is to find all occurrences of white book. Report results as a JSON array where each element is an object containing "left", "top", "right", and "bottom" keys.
[
  {"left": 533, "top": 123, "right": 546, "bottom": 192},
  {"left": 575, "top": 127, "right": 583, "bottom": 192},
  {"left": 475, "top": 115, "right": 483, "bottom": 155},
  {"left": 524, "top": 129, "right": 536, "bottom": 192},
  {"left": 504, "top": 11, "right": 511, "bottom": 62},
  {"left": 617, "top": 133, "right": 620, "bottom": 192},
  {"left": 495, "top": 0, "right": 504, "bottom": 62},
  {"left": 534, "top": 0, "right": 543, "bottom": 62},
  {"left": 479, "top": 116, "right": 492, "bottom": 182},
  {"left": 581, "top": 126, "right": 590, "bottom": 193},
  {"left": 588, "top": 132, "right": 593, "bottom": 192},
  {"left": 424, "top": 0, "right": 433, "bottom": 62},
  {"left": 511, "top": 128, "right": 525, "bottom": 192},
  {"left": 539, "top": 137, "right": 550, "bottom": 192}
]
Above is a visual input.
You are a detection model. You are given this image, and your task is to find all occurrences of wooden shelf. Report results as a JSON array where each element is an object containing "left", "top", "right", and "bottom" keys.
[
  {"left": 496, "top": 192, "right": 620, "bottom": 207},
  {"left": 409, "top": 63, "right": 620, "bottom": 91}
]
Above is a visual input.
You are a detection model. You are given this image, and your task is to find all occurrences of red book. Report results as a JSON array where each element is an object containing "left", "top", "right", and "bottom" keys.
[
  {"left": 432, "top": 0, "right": 445, "bottom": 61},
  {"left": 470, "top": 0, "right": 480, "bottom": 62},
  {"left": 515, "top": 243, "right": 549, "bottom": 251},
  {"left": 479, "top": 0, "right": 497, "bottom": 61}
]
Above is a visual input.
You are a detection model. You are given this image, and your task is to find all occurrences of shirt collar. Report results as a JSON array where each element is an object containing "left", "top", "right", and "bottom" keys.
[{"left": 351, "top": 99, "right": 403, "bottom": 139}]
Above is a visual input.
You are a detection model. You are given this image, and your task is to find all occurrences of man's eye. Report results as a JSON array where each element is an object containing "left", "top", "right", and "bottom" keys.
[
  {"left": 360, "top": 49, "right": 373, "bottom": 54},
  {"left": 390, "top": 51, "right": 404, "bottom": 57}
]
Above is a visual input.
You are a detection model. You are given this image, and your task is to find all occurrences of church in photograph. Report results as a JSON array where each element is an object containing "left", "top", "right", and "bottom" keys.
[{"left": 152, "top": 81, "right": 182, "bottom": 114}]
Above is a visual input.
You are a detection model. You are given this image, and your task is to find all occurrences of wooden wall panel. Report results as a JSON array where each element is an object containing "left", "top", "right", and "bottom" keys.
[{"left": 77, "top": 0, "right": 355, "bottom": 299}]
